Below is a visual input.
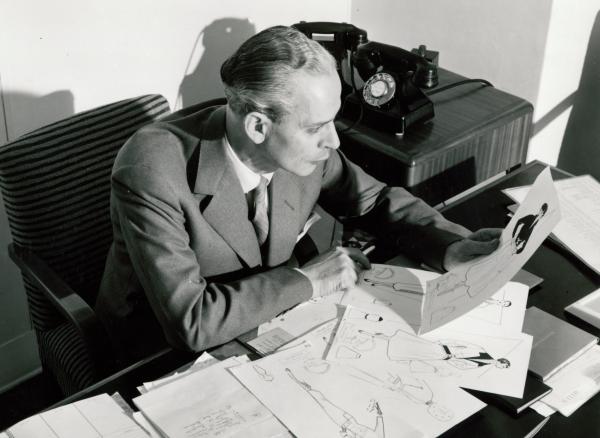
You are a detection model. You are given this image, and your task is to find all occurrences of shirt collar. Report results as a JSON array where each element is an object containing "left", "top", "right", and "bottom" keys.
[{"left": 223, "top": 135, "right": 273, "bottom": 193}]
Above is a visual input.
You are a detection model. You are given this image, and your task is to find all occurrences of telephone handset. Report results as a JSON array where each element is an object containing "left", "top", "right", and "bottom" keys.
[
  {"left": 292, "top": 21, "right": 367, "bottom": 96},
  {"left": 293, "top": 21, "right": 437, "bottom": 135}
]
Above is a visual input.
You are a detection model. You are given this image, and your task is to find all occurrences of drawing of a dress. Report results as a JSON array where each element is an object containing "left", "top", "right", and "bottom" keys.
[
  {"left": 360, "top": 329, "right": 448, "bottom": 361},
  {"left": 359, "top": 330, "right": 509, "bottom": 371}
]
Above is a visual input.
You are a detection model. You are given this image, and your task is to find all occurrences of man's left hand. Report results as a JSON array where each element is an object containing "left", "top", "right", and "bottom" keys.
[{"left": 443, "top": 228, "right": 502, "bottom": 271}]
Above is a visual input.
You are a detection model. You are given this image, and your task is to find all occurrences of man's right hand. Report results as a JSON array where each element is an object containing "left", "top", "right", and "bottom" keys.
[{"left": 297, "top": 246, "right": 371, "bottom": 298}]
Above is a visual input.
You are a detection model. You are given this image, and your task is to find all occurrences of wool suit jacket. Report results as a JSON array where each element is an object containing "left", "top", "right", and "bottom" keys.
[{"left": 96, "top": 105, "right": 468, "bottom": 359}]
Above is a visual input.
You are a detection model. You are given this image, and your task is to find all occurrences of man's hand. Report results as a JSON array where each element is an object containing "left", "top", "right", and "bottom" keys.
[
  {"left": 443, "top": 228, "right": 502, "bottom": 271},
  {"left": 298, "top": 247, "right": 371, "bottom": 298}
]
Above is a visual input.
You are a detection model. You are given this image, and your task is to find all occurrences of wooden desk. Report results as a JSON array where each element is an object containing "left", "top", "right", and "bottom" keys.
[
  {"left": 337, "top": 68, "right": 533, "bottom": 206},
  {"left": 50, "top": 161, "right": 600, "bottom": 437}
]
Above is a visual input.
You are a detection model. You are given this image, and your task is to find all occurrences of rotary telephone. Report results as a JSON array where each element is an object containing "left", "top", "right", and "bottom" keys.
[{"left": 293, "top": 21, "right": 438, "bottom": 135}]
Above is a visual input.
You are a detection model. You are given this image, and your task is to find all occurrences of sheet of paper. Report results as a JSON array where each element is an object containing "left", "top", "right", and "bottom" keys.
[
  {"left": 503, "top": 174, "right": 600, "bottom": 275},
  {"left": 530, "top": 401, "right": 557, "bottom": 417},
  {"left": 443, "top": 281, "right": 529, "bottom": 334},
  {"left": 342, "top": 265, "right": 435, "bottom": 330},
  {"left": 6, "top": 393, "right": 148, "bottom": 438},
  {"left": 420, "top": 167, "right": 560, "bottom": 334},
  {"left": 134, "top": 357, "right": 290, "bottom": 438},
  {"left": 247, "top": 327, "right": 296, "bottom": 355},
  {"left": 132, "top": 411, "right": 162, "bottom": 437},
  {"left": 541, "top": 344, "right": 600, "bottom": 416},
  {"left": 141, "top": 351, "right": 220, "bottom": 393},
  {"left": 328, "top": 305, "right": 532, "bottom": 398},
  {"left": 231, "top": 339, "right": 485, "bottom": 438},
  {"left": 278, "top": 318, "right": 341, "bottom": 358},
  {"left": 257, "top": 292, "right": 344, "bottom": 337},
  {"left": 345, "top": 266, "right": 528, "bottom": 335}
]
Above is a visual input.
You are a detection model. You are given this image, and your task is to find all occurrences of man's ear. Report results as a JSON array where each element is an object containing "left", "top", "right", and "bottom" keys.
[{"left": 244, "top": 112, "right": 271, "bottom": 144}]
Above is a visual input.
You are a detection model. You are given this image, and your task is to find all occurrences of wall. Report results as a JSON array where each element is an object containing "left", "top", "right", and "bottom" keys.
[
  {"left": 351, "top": 0, "right": 552, "bottom": 108},
  {"left": 530, "top": 2, "right": 600, "bottom": 172},
  {"left": 351, "top": 0, "right": 600, "bottom": 168},
  {"left": 0, "top": 0, "right": 350, "bottom": 392},
  {"left": 556, "top": 9, "right": 600, "bottom": 180}
]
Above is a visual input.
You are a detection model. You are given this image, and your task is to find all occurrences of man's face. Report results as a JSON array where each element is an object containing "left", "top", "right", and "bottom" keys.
[{"left": 261, "top": 70, "right": 342, "bottom": 176}]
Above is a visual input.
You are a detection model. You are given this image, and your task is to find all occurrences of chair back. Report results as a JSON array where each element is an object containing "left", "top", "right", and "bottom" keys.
[{"left": 0, "top": 95, "right": 171, "bottom": 331}]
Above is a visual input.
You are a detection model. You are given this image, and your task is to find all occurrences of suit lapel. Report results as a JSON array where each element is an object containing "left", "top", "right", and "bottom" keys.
[
  {"left": 193, "top": 108, "right": 262, "bottom": 268},
  {"left": 264, "top": 170, "right": 301, "bottom": 266}
]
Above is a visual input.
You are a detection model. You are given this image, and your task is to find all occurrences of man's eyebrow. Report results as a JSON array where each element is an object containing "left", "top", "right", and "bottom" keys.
[{"left": 305, "top": 118, "right": 334, "bottom": 128}]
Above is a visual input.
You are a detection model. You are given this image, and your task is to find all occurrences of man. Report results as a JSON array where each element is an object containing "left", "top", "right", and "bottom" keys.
[{"left": 96, "top": 26, "right": 500, "bottom": 360}]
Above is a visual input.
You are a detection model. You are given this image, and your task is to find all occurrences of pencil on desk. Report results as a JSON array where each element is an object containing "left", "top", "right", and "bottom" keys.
[{"left": 363, "top": 245, "right": 375, "bottom": 256}]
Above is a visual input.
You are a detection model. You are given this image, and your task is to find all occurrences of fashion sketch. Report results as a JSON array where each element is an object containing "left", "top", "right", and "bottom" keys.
[
  {"left": 354, "top": 329, "right": 510, "bottom": 372},
  {"left": 286, "top": 368, "right": 385, "bottom": 438},
  {"left": 512, "top": 203, "right": 548, "bottom": 254},
  {"left": 345, "top": 367, "right": 455, "bottom": 422}
]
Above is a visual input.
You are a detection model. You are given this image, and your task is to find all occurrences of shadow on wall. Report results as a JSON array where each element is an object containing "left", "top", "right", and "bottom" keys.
[
  {"left": 557, "top": 10, "right": 600, "bottom": 180},
  {"left": 2, "top": 90, "right": 75, "bottom": 144},
  {"left": 177, "top": 18, "right": 256, "bottom": 109}
]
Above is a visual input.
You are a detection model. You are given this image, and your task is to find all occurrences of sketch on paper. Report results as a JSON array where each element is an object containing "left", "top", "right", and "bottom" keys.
[
  {"left": 355, "top": 329, "right": 511, "bottom": 373},
  {"left": 287, "top": 368, "right": 386, "bottom": 438},
  {"left": 231, "top": 340, "right": 484, "bottom": 438},
  {"left": 446, "top": 281, "right": 529, "bottom": 334},
  {"left": 253, "top": 365, "right": 274, "bottom": 382},
  {"left": 420, "top": 168, "right": 560, "bottom": 334},
  {"left": 340, "top": 265, "right": 436, "bottom": 330},
  {"left": 342, "top": 366, "right": 455, "bottom": 422},
  {"left": 339, "top": 169, "right": 558, "bottom": 336},
  {"left": 328, "top": 306, "right": 532, "bottom": 398}
]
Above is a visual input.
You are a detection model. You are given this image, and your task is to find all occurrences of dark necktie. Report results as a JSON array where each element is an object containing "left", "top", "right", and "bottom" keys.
[{"left": 251, "top": 176, "right": 269, "bottom": 246}]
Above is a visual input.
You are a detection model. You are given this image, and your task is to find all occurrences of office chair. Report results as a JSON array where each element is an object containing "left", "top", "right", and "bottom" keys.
[{"left": 0, "top": 94, "right": 171, "bottom": 395}]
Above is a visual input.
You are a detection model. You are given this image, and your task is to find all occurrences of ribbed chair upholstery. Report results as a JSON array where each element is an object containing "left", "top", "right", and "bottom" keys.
[{"left": 0, "top": 94, "right": 171, "bottom": 395}]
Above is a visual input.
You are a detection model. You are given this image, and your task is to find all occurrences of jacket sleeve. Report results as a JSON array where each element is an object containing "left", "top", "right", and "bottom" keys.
[
  {"left": 318, "top": 150, "right": 471, "bottom": 270},
  {"left": 111, "top": 164, "right": 312, "bottom": 352}
]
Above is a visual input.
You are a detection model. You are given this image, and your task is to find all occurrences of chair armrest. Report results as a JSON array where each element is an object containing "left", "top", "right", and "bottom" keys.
[{"left": 8, "top": 243, "right": 114, "bottom": 373}]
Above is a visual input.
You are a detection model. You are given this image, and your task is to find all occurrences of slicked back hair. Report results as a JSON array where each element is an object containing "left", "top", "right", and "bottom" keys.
[{"left": 220, "top": 25, "right": 337, "bottom": 123}]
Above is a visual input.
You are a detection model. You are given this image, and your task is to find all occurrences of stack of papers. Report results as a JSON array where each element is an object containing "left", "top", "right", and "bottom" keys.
[
  {"left": 6, "top": 168, "right": 577, "bottom": 437},
  {"left": 2, "top": 393, "right": 148, "bottom": 438},
  {"left": 503, "top": 174, "right": 600, "bottom": 275},
  {"left": 231, "top": 168, "right": 564, "bottom": 436},
  {"left": 132, "top": 355, "right": 291, "bottom": 438}
]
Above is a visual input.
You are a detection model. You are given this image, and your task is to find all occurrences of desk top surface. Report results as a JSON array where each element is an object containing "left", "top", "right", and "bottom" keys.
[
  {"left": 439, "top": 161, "right": 600, "bottom": 437},
  {"left": 52, "top": 161, "right": 599, "bottom": 438}
]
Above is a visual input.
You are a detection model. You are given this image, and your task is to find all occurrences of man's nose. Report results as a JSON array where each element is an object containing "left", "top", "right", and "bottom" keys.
[{"left": 323, "top": 121, "right": 340, "bottom": 150}]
